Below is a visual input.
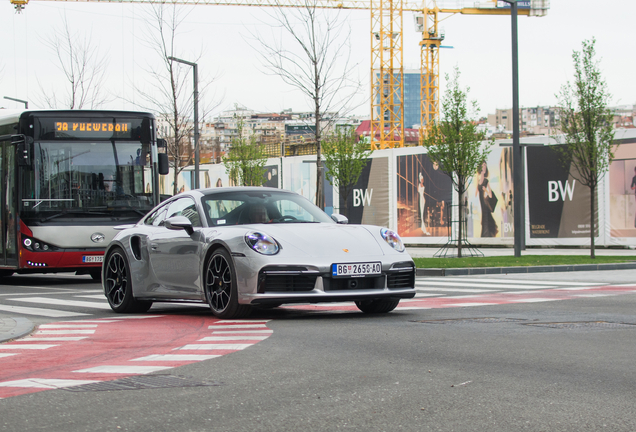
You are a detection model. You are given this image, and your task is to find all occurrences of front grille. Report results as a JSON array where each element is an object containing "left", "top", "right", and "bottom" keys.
[
  {"left": 259, "top": 274, "right": 317, "bottom": 293},
  {"left": 387, "top": 270, "right": 414, "bottom": 289},
  {"left": 323, "top": 276, "right": 384, "bottom": 291}
]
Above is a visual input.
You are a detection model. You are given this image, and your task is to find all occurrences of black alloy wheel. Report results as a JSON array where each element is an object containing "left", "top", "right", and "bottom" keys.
[
  {"left": 205, "top": 249, "right": 251, "bottom": 319},
  {"left": 104, "top": 247, "right": 151, "bottom": 313}
]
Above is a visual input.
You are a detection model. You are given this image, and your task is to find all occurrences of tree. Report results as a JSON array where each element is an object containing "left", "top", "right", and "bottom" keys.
[
  {"left": 136, "top": 4, "right": 218, "bottom": 195},
  {"left": 224, "top": 114, "right": 268, "bottom": 186},
  {"left": 554, "top": 38, "right": 615, "bottom": 259},
  {"left": 40, "top": 14, "right": 108, "bottom": 109},
  {"left": 253, "top": 0, "right": 361, "bottom": 209},
  {"left": 322, "top": 128, "right": 371, "bottom": 218},
  {"left": 423, "top": 67, "right": 491, "bottom": 258}
]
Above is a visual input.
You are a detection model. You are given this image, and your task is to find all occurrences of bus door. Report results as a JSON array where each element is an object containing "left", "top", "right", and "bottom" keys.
[{"left": 0, "top": 135, "right": 20, "bottom": 268}]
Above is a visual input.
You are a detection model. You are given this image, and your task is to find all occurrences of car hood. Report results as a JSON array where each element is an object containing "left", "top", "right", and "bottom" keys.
[{"left": 251, "top": 223, "right": 387, "bottom": 258}]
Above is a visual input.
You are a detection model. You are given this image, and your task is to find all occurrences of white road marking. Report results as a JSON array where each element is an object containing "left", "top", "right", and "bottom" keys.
[
  {"left": 0, "top": 353, "right": 17, "bottom": 358},
  {"left": 198, "top": 336, "right": 269, "bottom": 341},
  {"left": 208, "top": 324, "right": 269, "bottom": 329},
  {"left": 451, "top": 303, "right": 500, "bottom": 307},
  {"left": 24, "top": 337, "right": 88, "bottom": 341},
  {"left": 510, "top": 298, "right": 560, "bottom": 303},
  {"left": 35, "top": 330, "right": 95, "bottom": 335},
  {"left": 415, "top": 286, "right": 497, "bottom": 293},
  {"left": 209, "top": 330, "right": 273, "bottom": 334},
  {"left": 73, "top": 365, "right": 172, "bottom": 374},
  {"left": 218, "top": 320, "right": 271, "bottom": 323},
  {"left": 0, "top": 344, "right": 58, "bottom": 350},
  {"left": 0, "top": 304, "right": 88, "bottom": 317},
  {"left": 421, "top": 277, "right": 605, "bottom": 286},
  {"left": 39, "top": 324, "right": 98, "bottom": 328},
  {"left": 9, "top": 298, "right": 111, "bottom": 310},
  {"left": 131, "top": 354, "right": 221, "bottom": 362},
  {"left": 0, "top": 379, "right": 100, "bottom": 389},
  {"left": 174, "top": 344, "right": 252, "bottom": 350},
  {"left": 417, "top": 281, "right": 552, "bottom": 290}
]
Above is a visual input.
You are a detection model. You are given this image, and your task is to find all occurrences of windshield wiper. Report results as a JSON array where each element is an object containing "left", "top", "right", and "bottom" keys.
[{"left": 39, "top": 209, "right": 117, "bottom": 222}]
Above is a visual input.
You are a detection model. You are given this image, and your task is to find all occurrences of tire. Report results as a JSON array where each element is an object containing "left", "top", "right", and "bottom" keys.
[
  {"left": 103, "top": 247, "right": 152, "bottom": 313},
  {"left": 204, "top": 248, "right": 251, "bottom": 319},
  {"left": 355, "top": 298, "right": 400, "bottom": 314}
]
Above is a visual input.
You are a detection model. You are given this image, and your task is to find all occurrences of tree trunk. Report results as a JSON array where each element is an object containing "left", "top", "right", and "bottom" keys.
[
  {"left": 457, "top": 188, "right": 463, "bottom": 258},
  {"left": 340, "top": 185, "right": 348, "bottom": 218},
  {"left": 590, "top": 184, "right": 596, "bottom": 259}
]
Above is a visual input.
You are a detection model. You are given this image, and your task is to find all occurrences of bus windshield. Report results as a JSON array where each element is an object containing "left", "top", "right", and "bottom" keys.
[{"left": 20, "top": 140, "right": 156, "bottom": 222}]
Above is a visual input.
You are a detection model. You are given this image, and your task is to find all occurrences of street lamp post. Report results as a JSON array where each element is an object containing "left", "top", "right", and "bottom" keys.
[
  {"left": 501, "top": 0, "right": 523, "bottom": 257},
  {"left": 3, "top": 96, "right": 28, "bottom": 109},
  {"left": 168, "top": 56, "right": 199, "bottom": 189}
]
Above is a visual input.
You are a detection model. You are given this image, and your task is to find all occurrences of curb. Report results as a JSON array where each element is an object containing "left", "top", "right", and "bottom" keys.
[
  {"left": 416, "top": 262, "right": 636, "bottom": 277},
  {"left": 0, "top": 317, "right": 35, "bottom": 343}
]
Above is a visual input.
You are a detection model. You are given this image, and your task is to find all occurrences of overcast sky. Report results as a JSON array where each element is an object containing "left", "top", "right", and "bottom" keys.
[{"left": 1, "top": 0, "right": 634, "bottom": 121}]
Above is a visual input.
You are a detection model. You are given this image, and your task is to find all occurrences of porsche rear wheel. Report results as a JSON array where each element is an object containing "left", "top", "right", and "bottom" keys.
[
  {"left": 205, "top": 249, "right": 251, "bottom": 319},
  {"left": 355, "top": 298, "right": 400, "bottom": 314},
  {"left": 104, "top": 247, "right": 152, "bottom": 313}
]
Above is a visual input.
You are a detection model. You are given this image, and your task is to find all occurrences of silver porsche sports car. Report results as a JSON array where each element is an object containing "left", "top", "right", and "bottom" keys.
[{"left": 102, "top": 187, "right": 416, "bottom": 319}]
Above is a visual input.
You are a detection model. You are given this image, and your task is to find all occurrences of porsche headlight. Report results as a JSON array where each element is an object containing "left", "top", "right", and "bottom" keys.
[
  {"left": 245, "top": 232, "right": 280, "bottom": 255},
  {"left": 381, "top": 228, "right": 405, "bottom": 252}
]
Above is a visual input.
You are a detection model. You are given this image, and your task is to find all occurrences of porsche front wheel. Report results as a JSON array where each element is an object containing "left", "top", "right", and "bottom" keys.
[
  {"left": 355, "top": 298, "right": 400, "bottom": 314},
  {"left": 104, "top": 247, "right": 152, "bottom": 313},
  {"left": 205, "top": 249, "right": 251, "bottom": 319}
]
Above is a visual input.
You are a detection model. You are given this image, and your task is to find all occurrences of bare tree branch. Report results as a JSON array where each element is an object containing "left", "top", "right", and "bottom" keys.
[
  {"left": 130, "top": 4, "right": 222, "bottom": 195},
  {"left": 38, "top": 13, "right": 109, "bottom": 109},
  {"left": 250, "top": 0, "right": 363, "bottom": 208}
]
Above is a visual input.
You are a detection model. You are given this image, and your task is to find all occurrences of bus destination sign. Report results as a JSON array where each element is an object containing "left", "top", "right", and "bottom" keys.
[{"left": 54, "top": 121, "right": 132, "bottom": 138}]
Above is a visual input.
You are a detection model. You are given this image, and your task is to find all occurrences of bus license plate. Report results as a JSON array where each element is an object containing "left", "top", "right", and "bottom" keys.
[
  {"left": 82, "top": 256, "right": 104, "bottom": 263},
  {"left": 332, "top": 262, "right": 382, "bottom": 277}
]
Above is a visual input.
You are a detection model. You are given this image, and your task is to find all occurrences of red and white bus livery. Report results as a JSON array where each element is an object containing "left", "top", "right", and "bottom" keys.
[{"left": 0, "top": 110, "right": 168, "bottom": 280}]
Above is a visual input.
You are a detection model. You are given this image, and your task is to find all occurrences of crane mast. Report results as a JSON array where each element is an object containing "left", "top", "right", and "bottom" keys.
[{"left": 10, "top": 0, "right": 549, "bottom": 149}]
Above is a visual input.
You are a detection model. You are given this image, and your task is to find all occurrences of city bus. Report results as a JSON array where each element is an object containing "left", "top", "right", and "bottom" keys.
[{"left": 0, "top": 110, "right": 169, "bottom": 280}]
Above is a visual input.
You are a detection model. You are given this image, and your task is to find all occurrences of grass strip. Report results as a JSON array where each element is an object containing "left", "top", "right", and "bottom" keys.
[{"left": 412, "top": 255, "right": 636, "bottom": 269}]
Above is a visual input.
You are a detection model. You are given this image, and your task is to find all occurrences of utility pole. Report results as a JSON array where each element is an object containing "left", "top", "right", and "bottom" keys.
[{"left": 167, "top": 57, "right": 200, "bottom": 189}]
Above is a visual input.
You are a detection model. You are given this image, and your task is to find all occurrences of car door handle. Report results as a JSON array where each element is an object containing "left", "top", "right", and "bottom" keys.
[{"left": 150, "top": 243, "right": 158, "bottom": 251}]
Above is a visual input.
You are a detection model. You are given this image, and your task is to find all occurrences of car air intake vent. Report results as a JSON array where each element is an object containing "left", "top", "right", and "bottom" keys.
[
  {"left": 387, "top": 270, "right": 415, "bottom": 289},
  {"left": 324, "top": 276, "right": 384, "bottom": 291},
  {"left": 260, "top": 275, "right": 317, "bottom": 293}
]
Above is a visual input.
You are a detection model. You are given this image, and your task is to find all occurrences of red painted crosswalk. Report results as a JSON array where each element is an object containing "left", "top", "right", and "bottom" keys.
[{"left": 0, "top": 316, "right": 271, "bottom": 399}]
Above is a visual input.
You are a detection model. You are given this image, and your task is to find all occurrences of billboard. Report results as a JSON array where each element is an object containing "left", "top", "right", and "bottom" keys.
[
  {"left": 609, "top": 139, "right": 636, "bottom": 238},
  {"left": 396, "top": 153, "right": 452, "bottom": 238},
  {"left": 526, "top": 145, "right": 596, "bottom": 238},
  {"left": 340, "top": 157, "right": 390, "bottom": 227},
  {"left": 465, "top": 147, "right": 514, "bottom": 238}
]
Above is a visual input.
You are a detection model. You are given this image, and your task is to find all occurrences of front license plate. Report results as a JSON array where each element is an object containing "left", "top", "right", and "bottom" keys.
[
  {"left": 82, "top": 255, "right": 104, "bottom": 263},
  {"left": 332, "top": 262, "right": 382, "bottom": 277}
]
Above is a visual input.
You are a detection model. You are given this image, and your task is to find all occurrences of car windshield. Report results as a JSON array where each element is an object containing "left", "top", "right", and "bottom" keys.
[{"left": 201, "top": 190, "right": 334, "bottom": 226}]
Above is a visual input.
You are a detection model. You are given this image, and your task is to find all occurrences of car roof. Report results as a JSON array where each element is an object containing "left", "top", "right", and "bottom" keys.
[{"left": 188, "top": 187, "right": 295, "bottom": 198}]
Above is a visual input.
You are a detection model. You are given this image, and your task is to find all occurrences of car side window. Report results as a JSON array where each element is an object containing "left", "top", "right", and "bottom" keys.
[
  {"left": 145, "top": 204, "right": 169, "bottom": 227},
  {"left": 166, "top": 197, "right": 201, "bottom": 227}
]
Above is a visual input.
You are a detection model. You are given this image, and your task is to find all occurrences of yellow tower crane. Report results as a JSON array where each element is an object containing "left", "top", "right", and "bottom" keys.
[{"left": 9, "top": 0, "right": 549, "bottom": 150}]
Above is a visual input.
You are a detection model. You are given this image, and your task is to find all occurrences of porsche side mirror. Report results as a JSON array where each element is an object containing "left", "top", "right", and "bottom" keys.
[
  {"left": 164, "top": 216, "right": 194, "bottom": 235},
  {"left": 330, "top": 214, "right": 348, "bottom": 224}
]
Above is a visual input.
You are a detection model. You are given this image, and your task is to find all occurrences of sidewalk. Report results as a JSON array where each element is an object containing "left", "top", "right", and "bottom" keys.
[
  {"left": 0, "top": 317, "right": 34, "bottom": 343},
  {"left": 406, "top": 245, "right": 636, "bottom": 258},
  {"left": 406, "top": 246, "right": 636, "bottom": 276}
]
